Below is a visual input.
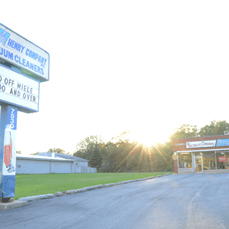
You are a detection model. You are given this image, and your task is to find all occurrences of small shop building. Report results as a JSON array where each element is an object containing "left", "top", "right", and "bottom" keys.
[{"left": 173, "top": 135, "right": 229, "bottom": 173}]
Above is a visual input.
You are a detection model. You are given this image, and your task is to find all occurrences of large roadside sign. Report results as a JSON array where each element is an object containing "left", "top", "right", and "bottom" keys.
[
  {"left": 0, "top": 24, "right": 49, "bottom": 201},
  {"left": 0, "top": 23, "right": 50, "bottom": 82}
]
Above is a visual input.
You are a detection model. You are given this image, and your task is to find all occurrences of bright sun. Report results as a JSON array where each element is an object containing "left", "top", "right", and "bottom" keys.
[
  {"left": 137, "top": 137, "right": 155, "bottom": 147},
  {"left": 130, "top": 132, "right": 159, "bottom": 147}
]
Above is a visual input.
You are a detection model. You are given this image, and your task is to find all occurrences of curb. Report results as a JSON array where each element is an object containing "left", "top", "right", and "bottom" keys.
[
  {"left": 55, "top": 191, "right": 64, "bottom": 196},
  {"left": 65, "top": 184, "right": 104, "bottom": 194},
  {"left": 18, "top": 194, "right": 54, "bottom": 202},
  {"left": 16, "top": 174, "right": 172, "bottom": 203},
  {"left": 104, "top": 183, "right": 117, "bottom": 187},
  {"left": 0, "top": 200, "right": 28, "bottom": 210}
]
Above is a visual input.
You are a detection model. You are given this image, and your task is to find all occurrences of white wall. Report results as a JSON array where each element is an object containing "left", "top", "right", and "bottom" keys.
[
  {"left": 16, "top": 159, "right": 50, "bottom": 174},
  {"left": 50, "top": 161, "right": 72, "bottom": 173},
  {"left": 77, "top": 161, "right": 88, "bottom": 167},
  {"left": 16, "top": 159, "right": 95, "bottom": 174},
  {"left": 75, "top": 166, "right": 81, "bottom": 173}
]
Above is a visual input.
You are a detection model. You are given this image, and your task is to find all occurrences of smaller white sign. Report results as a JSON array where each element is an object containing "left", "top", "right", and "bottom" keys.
[
  {"left": 0, "top": 65, "right": 39, "bottom": 112},
  {"left": 186, "top": 140, "right": 216, "bottom": 148}
]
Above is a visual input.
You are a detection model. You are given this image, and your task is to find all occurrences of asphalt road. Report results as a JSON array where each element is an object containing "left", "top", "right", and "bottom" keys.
[{"left": 1, "top": 173, "right": 229, "bottom": 229}]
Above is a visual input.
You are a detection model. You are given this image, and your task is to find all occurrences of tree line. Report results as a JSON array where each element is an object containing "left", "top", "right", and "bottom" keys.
[
  {"left": 73, "top": 120, "right": 229, "bottom": 172},
  {"left": 27, "top": 120, "right": 229, "bottom": 172}
]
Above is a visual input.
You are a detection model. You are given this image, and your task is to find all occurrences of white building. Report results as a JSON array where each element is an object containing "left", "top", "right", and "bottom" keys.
[{"left": 16, "top": 152, "right": 97, "bottom": 174}]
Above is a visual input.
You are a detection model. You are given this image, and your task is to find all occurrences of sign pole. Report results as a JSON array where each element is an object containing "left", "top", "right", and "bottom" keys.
[{"left": 0, "top": 105, "right": 18, "bottom": 202}]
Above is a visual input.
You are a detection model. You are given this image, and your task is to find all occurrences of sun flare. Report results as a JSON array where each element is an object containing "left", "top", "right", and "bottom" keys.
[
  {"left": 130, "top": 132, "right": 159, "bottom": 147},
  {"left": 136, "top": 137, "right": 154, "bottom": 147}
]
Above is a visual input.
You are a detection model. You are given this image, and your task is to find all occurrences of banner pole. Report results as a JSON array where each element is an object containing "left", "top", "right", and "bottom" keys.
[{"left": 0, "top": 105, "right": 18, "bottom": 203}]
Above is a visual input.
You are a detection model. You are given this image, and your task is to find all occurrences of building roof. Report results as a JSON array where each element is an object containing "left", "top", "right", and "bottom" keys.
[
  {"left": 36, "top": 152, "right": 89, "bottom": 162},
  {"left": 16, "top": 154, "right": 73, "bottom": 162},
  {"left": 174, "top": 134, "right": 229, "bottom": 140}
]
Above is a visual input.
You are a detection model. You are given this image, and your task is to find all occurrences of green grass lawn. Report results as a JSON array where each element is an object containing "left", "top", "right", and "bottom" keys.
[{"left": 14, "top": 172, "right": 172, "bottom": 200}]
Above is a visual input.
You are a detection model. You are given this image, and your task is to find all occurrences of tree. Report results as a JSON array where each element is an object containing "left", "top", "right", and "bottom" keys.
[
  {"left": 73, "top": 135, "right": 105, "bottom": 164},
  {"left": 16, "top": 150, "right": 22, "bottom": 154},
  {"left": 109, "top": 131, "right": 131, "bottom": 144},
  {"left": 153, "top": 142, "right": 174, "bottom": 172},
  {"left": 48, "top": 148, "right": 65, "bottom": 154},
  {"left": 101, "top": 132, "right": 135, "bottom": 172},
  {"left": 169, "top": 124, "right": 198, "bottom": 140},
  {"left": 198, "top": 120, "right": 229, "bottom": 136},
  {"left": 89, "top": 144, "right": 103, "bottom": 169},
  {"left": 31, "top": 152, "right": 40, "bottom": 155},
  {"left": 75, "top": 135, "right": 105, "bottom": 153}
]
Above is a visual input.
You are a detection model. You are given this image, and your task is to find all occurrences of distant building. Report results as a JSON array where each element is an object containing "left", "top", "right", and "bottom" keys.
[
  {"left": 173, "top": 135, "right": 229, "bottom": 174},
  {"left": 16, "top": 152, "right": 96, "bottom": 174}
]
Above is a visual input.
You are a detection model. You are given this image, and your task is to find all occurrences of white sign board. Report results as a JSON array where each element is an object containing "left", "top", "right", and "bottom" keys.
[
  {"left": 0, "top": 65, "right": 39, "bottom": 113},
  {"left": 0, "top": 23, "right": 49, "bottom": 82},
  {"left": 186, "top": 140, "right": 216, "bottom": 148}
]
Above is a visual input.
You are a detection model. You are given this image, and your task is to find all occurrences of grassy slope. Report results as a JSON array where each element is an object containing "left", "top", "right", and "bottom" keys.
[{"left": 14, "top": 172, "right": 172, "bottom": 200}]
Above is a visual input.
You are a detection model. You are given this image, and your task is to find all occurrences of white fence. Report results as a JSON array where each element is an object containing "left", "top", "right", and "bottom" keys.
[{"left": 81, "top": 167, "right": 97, "bottom": 173}]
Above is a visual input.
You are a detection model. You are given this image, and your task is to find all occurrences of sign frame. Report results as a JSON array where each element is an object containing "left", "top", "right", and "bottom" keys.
[
  {"left": 0, "top": 23, "right": 50, "bottom": 82},
  {"left": 0, "top": 64, "right": 40, "bottom": 113}
]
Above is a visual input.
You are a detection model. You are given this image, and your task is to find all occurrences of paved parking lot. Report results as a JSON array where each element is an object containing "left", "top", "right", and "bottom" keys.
[{"left": 1, "top": 173, "right": 229, "bottom": 229}]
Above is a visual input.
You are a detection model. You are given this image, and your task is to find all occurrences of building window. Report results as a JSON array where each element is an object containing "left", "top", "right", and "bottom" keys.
[
  {"left": 202, "top": 153, "right": 215, "bottom": 170},
  {"left": 216, "top": 152, "right": 229, "bottom": 169},
  {"left": 179, "top": 153, "right": 192, "bottom": 168}
]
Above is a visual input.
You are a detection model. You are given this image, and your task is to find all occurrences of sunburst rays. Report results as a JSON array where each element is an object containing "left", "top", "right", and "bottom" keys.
[
  {"left": 114, "top": 142, "right": 158, "bottom": 172},
  {"left": 113, "top": 140, "right": 173, "bottom": 172}
]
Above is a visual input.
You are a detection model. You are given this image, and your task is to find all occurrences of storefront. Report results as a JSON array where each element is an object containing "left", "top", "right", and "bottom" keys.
[{"left": 173, "top": 135, "right": 229, "bottom": 173}]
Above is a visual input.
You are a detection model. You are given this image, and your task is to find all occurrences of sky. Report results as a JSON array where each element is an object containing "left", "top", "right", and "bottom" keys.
[{"left": 1, "top": 0, "right": 229, "bottom": 155}]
